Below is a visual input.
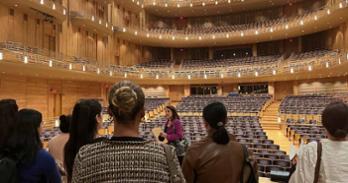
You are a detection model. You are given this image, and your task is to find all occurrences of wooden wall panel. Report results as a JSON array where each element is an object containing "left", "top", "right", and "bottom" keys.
[
  {"left": 169, "top": 85, "right": 184, "bottom": 102},
  {"left": 274, "top": 81, "right": 295, "bottom": 100},
  {"left": 0, "top": 75, "right": 104, "bottom": 120},
  {"left": 297, "top": 77, "right": 348, "bottom": 94}
]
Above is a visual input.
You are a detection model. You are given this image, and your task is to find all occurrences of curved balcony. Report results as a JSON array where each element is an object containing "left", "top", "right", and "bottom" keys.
[
  {"left": 143, "top": 0, "right": 303, "bottom": 17},
  {"left": 0, "top": 42, "right": 347, "bottom": 85},
  {"left": 70, "top": 11, "right": 114, "bottom": 35},
  {"left": 114, "top": 1, "right": 348, "bottom": 47},
  {"left": 1, "top": 0, "right": 67, "bottom": 22}
]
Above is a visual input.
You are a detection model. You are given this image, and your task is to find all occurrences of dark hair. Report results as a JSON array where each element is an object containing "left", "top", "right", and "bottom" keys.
[
  {"left": 10, "top": 109, "right": 43, "bottom": 165},
  {"left": 166, "top": 105, "right": 180, "bottom": 120},
  {"left": 0, "top": 99, "right": 18, "bottom": 150},
  {"left": 64, "top": 99, "right": 102, "bottom": 182},
  {"left": 108, "top": 80, "right": 145, "bottom": 124},
  {"left": 59, "top": 115, "right": 71, "bottom": 133},
  {"left": 203, "top": 102, "right": 230, "bottom": 145},
  {"left": 322, "top": 101, "right": 348, "bottom": 139}
]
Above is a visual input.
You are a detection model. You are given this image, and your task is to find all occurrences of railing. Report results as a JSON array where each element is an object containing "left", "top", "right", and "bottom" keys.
[
  {"left": 25, "top": 0, "right": 67, "bottom": 18},
  {"left": 69, "top": 11, "right": 113, "bottom": 33},
  {"left": 0, "top": 41, "right": 346, "bottom": 80}
]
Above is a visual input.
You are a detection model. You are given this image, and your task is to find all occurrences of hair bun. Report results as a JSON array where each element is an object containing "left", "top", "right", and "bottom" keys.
[{"left": 111, "top": 86, "right": 138, "bottom": 113}]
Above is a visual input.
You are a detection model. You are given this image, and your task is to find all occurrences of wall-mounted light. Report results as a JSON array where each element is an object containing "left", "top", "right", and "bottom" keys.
[
  {"left": 49, "top": 60, "right": 53, "bottom": 67},
  {"left": 23, "top": 56, "right": 28, "bottom": 64}
]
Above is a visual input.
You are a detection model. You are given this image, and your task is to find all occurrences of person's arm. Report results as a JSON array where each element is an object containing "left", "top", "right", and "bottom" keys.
[
  {"left": 182, "top": 151, "right": 195, "bottom": 183},
  {"left": 289, "top": 143, "right": 317, "bottom": 183},
  {"left": 167, "top": 119, "right": 184, "bottom": 142},
  {"left": 71, "top": 152, "right": 83, "bottom": 183},
  {"left": 169, "top": 145, "right": 186, "bottom": 183}
]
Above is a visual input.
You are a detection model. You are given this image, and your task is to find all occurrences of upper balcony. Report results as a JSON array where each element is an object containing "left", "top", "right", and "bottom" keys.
[
  {"left": 70, "top": 11, "right": 114, "bottom": 36},
  {"left": 1, "top": 41, "right": 347, "bottom": 85},
  {"left": 143, "top": 0, "right": 303, "bottom": 17},
  {"left": 114, "top": 1, "right": 348, "bottom": 47},
  {"left": 1, "top": 0, "right": 67, "bottom": 22}
]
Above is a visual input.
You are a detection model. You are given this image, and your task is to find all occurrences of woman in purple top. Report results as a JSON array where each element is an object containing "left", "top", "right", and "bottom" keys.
[{"left": 160, "top": 105, "right": 184, "bottom": 164}]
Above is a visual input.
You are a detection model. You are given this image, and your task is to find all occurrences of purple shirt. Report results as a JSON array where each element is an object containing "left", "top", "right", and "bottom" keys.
[{"left": 164, "top": 119, "right": 184, "bottom": 142}]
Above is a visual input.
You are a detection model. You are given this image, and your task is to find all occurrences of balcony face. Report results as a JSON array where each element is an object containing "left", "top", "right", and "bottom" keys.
[
  {"left": 115, "top": 2, "right": 348, "bottom": 47},
  {"left": 70, "top": 11, "right": 113, "bottom": 36},
  {"left": 1, "top": 0, "right": 67, "bottom": 21},
  {"left": 143, "top": 0, "right": 303, "bottom": 17}
]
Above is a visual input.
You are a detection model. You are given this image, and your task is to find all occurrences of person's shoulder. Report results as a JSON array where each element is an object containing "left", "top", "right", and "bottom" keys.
[
  {"left": 78, "top": 138, "right": 108, "bottom": 155},
  {"left": 36, "top": 149, "right": 56, "bottom": 165}
]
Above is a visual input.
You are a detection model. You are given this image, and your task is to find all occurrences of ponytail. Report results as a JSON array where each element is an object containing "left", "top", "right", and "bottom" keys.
[
  {"left": 212, "top": 126, "right": 230, "bottom": 145},
  {"left": 203, "top": 102, "right": 230, "bottom": 145}
]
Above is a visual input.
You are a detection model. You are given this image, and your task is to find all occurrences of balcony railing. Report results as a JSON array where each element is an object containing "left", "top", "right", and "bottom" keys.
[{"left": 0, "top": 41, "right": 346, "bottom": 81}]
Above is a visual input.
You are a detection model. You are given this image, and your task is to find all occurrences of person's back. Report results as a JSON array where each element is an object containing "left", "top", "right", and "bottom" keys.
[
  {"left": 49, "top": 115, "right": 71, "bottom": 165},
  {"left": 183, "top": 135, "right": 244, "bottom": 183},
  {"left": 290, "top": 102, "right": 348, "bottom": 183},
  {"left": 72, "top": 137, "right": 178, "bottom": 183},
  {"left": 19, "top": 149, "right": 61, "bottom": 183},
  {"left": 71, "top": 81, "right": 185, "bottom": 183},
  {"left": 182, "top": 102, "right": 257, "bottom": 183}
]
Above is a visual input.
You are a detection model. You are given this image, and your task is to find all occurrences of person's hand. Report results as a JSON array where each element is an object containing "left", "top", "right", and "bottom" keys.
[{"left": 160, "top": 132, "right": 168, "bottom": 138}]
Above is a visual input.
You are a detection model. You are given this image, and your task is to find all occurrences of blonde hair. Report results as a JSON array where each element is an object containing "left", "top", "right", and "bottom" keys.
[{"left": 108, "top": 81, "right": 145, "bottom": 123}]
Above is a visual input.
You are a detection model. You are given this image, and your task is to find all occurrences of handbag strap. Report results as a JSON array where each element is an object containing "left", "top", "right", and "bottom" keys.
[
  {"left": 161, "top": 144, "right": 180, "bottom": 183},
  {"left": 313, "top": 141, "right": 322, "bottom": 183}
]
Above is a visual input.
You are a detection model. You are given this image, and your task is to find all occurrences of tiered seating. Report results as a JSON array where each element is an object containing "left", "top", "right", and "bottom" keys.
[
  {"left": 286, "top": 49, "right": 339, "bottom": 69},
  {"left": 176, "top": 95, "right": 271, "bottom": 114},
  {"left": 139, "top": 116, "right": 290, "bottom": 177},
  {"left": 135, "top": 59, "right": 173, "bottom": 69},
  {"left": 182, "top": 55, "right": 281, "bottom": 69},
  {"left": 145, "top": 98, "right": 169, "bottom": 113},
  {"left": 285, "top": 122, "right": 327, "bottom": 144},
  {"left": 280, "top": 95, "right": 340, "bottom": 115}
]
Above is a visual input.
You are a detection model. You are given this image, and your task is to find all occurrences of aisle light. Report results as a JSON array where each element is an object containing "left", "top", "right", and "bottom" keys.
[
  {"left": 172, "top": 36, "right": 175, "bottom": 40},
  {"left": 99, "top": 20, "right": 102, "bottom": 25},
  {"left": 152, "top": 2, "right": 156, "bottom": 5},
  {"left": 185, "top": 36, "right": 189, "bottom": 40},
  {"left": 228, "top": 0, "right": 231, "bottom": 3},
  {"left": 215, "top": 1, "right": 218, "bottom": 5},
  {"left": 91, "top": 16, "right": 95, "bottom": 22},
  {"left": 212, "top": 35, "right": 216, "bottom": 39},
  {"left": 164, "top": 3, "right": 168, "bottom": 7},
  {"left": 202, "top": 2, "right": 205, "bottom": 6},
  {"left": 226, "top": 34, "right": 230, "bottom": 38},
  {"left": 272, "top": 70, "right": 277, "bottom": 75},
  {"left": 23, "top": 56, "right": 28, "bottom": 64},
  {"left": 346, "top": 53, "right": 348, "bottom": 60},
  {"left": 106, "top": 23, "right": 108, "bottom": 28},
  {"left": 69, "top": 63, "right": 72, "bottom": 70},
  {"left": 190, "top": 3, "right": 193, "bottom": 7},
  {"left": 300, "top": 20, "right": 304, "bottom": 26},
  {"left": 49, "top": 60, "right": 53, "bottom": 67},
  {"left": 177, "top": 4, "right": 180, "bottom": 8},
  {"left": 0, "top": 52, "right": 3, "bottom": 60},
  {"left": 339, "top": 2, "right": 343, "bottom": 8},
  {"left": 134, "top": 31, "right": 138, "bottom": 35},
  {"left": 63, "top": 9, "right": 66, "bottom": 15},
  {"left": 159, "top": 35, "right": 162, "bottom": 39},
  {"left": 146, "top": 33, "right": 150, "bottom": 38},
  {"left": 255, "top": 30, "right": 259, "bottom": 35},
  {"left": 122, "top": 28, "right": 126, "bottom": 32},
  {"left": 198, "top": 36, "right": 202, "bottom": 40}
]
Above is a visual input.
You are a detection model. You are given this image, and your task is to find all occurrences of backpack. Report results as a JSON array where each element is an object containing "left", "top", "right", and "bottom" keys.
[
  {"left": 0, "top": 153, "right": 18, "bottom": 183},
  {"left": 240, "top": 145, "right": 258, "bottom": 183}
]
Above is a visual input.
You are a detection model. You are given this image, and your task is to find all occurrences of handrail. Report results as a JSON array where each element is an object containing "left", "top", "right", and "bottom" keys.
[{"left": 0, "top": 41, "right": 346, "bottom": 79}]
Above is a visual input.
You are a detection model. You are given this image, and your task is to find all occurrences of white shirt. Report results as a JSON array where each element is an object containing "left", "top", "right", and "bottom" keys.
[{"left": 289, "top": 139, "right": 348, "bottom": 183}]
